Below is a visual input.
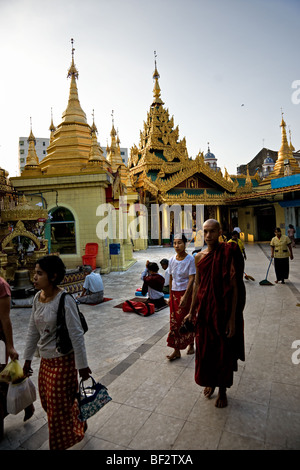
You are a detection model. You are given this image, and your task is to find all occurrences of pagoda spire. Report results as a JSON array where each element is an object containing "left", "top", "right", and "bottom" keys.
[
  {"left": 88, "top": 109, "right": 105, "bottom": 164},
  {"left": 107, "top": 110, "right": 124, "bottom": 171},
  {"left": 277, "top": 111, "right": 293, "bottom": 161},
  {"left": 61, "top": 38, "right": 87, "bottom": 124},
  {"left": 289, "top": 126, "right": 295, "bottom": 152},
  {"left": 49, "top": 107, "right": 56, "bottom": 142},
  {"left": 152, "top": 51, "right": 164, "bottom": 106},
  {"left": 260, "top": 111, "right": 300, "bottom": 184},
  {"left": 24, "top": 117, "right": 39, "bottom": 167}
]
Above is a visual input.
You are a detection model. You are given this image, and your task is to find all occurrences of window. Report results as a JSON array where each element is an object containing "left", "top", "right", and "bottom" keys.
[
  {"left": 43, "top": 142, "right": 46, "bottom": 146},
  {"left": 20, "top": 141, "right": 24, "bottom": 146},
  {"left": 20, "top": 150, "right": 24, "bottom": 154},
  {"left": 48, "top": 207, "right": 76, "bottom": 254},
  {"left": 20, "top": 158, "right": 25, "bottom": 163},
  {"left": 43, "top": 150, "right": 46, "bottom": 154}
]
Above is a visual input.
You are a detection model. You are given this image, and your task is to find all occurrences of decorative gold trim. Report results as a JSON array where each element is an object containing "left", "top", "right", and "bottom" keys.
[{"left": 1, "top": 220, "right": 41, "bottom": 250}]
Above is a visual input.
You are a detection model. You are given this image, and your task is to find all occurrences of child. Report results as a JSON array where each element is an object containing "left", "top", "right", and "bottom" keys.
[
  {"left": 141, "top": 261, "right": 167, "bottom": 310},
  {"left": 160, "top": 258, "right": 170, "bottom": 294}
]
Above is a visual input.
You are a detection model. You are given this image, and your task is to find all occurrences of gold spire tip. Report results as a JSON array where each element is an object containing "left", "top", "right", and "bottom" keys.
[{"left": 71, "top": 38, "right": 74, "bottom": 59}]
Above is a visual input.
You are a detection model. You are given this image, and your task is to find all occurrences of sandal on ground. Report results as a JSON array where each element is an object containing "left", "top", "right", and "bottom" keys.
[{"left": 166, "top": 351, "right": 181, "bottom": 361}]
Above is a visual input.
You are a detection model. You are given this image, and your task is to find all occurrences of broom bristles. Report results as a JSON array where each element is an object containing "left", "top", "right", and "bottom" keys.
[{"left": 259, "top": 279, "right": 274, "bottom": 285}]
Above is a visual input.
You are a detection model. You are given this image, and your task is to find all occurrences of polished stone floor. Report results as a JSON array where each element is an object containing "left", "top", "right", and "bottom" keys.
[{"left": 1, "top": 241, "right": 300, "bottom": 451}]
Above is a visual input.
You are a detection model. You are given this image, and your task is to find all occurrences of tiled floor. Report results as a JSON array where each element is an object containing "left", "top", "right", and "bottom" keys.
[{"left": 1, "top": 242, "right": 300, "bottom": 450}]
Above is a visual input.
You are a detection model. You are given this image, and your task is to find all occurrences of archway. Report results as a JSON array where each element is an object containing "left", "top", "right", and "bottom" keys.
[{"left": 47, "top": 206, "right": 76, "bottom": 254}]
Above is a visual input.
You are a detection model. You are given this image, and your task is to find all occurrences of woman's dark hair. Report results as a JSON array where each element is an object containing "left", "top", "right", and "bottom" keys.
[
  {"left": 174, "top": 233, "right": 187, "bottom": 244},
  {"left": 36, "top": 255, "right": 66, "bottom": 286}
]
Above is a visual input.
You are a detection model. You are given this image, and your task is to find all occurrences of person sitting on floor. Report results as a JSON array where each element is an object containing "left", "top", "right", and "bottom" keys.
[
  {"left": 160, "top": 258, "right": 170, "bottom": 294},
  {"left": 141, "top": 261, "right": 167, "bottom": 310},
  {"left": 76, "top": 265, "right": 104, "bottom": 304}
]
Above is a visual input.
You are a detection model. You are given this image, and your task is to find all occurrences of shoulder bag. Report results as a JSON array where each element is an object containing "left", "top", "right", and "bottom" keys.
[{"left": 56, "top": 292, "right": 88, "bottom": 354}]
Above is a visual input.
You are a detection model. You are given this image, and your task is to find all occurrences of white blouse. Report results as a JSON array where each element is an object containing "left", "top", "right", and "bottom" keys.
[
  {"left": 23, "top": 290, "right": 88, "bottom": 371},
  {"left": 169, "top": 254, "right": 196, "bottom": 291}
]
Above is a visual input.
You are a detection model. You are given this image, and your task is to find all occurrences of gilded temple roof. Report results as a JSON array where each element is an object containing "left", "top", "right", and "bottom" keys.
[{"left": 129, "top": 57, "right": 259, "bottom": 205}]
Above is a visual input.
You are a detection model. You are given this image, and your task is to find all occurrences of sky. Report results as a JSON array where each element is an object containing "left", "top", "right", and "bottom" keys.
[{"left": 0, "top": 0, "right": 299, "bottom": 178}]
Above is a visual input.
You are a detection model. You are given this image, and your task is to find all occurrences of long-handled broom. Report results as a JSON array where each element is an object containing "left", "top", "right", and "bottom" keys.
[
  {"left": 259, "top": 258, "right": 274, "bottom": 286},
  {"left": 244, "top": 271, "right": 255, "bottom": 281}
]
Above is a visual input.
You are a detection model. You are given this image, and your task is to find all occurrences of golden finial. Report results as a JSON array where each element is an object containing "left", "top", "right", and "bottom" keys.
[
  {"left": 153, "top": 50, "right": 159, "bottom": 79},
  {"left": 68, "top": 38, "right": 78, "bottom": 79},
  {"left": 289, "top": 126, "right": 295, "bottom": 152},
  {"left": 152, "top": 51, "right": 164, "bottom": 105},
  {"left": 110, "top": 110, "right": 117, "bottom": 138},
  {"left": 28, "top": 117, "right": 36, "bottom": 143},
  {"left": 280, "top": 107, "right": 286, "bottom": 126},
  {"left": 49, "top": 107, "right": 55, "bottom": 132},
  {"left": 71, "top": 38, "right": 75, "bottom": 60},
  {"left": 91, "top": 109, "right": 97, "bottom": 134}
]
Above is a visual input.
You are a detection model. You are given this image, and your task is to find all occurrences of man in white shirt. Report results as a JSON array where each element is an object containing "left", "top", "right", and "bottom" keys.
[
  {"left": 77, "top": 265, "right": 104, "bottom": 304},
  {"left": 160, "top": 258, "right": 170, "bottom": 294}
]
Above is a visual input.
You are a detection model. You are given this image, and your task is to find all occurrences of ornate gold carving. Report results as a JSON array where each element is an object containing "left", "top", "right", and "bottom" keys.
[
  {"left": 1, "top": 220, "right": 41, "bottom": 250},
  {"left": 1, "top": 195, "right": 48, "bottom": 222}
]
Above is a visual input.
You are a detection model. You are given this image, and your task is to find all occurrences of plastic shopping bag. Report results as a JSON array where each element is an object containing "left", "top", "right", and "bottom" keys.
[
  {"left": 0, "top": 360, "right": 24, "bottom": 383},
  {"left": 7, "top": 377, "right": 36, "bottom": 415}
]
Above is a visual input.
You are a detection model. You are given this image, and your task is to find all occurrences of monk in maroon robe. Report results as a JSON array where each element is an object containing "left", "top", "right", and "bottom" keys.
[{"left": 185, "top": 219, "right": 245, "bottom": 407}]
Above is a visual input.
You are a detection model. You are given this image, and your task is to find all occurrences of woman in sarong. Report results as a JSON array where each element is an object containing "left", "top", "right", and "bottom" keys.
[
  {"left": 166, "top": 234, "right": 196, "bottom": 361},
  {"left": 270, "top": 227, "right": 293, "bottom": 284},
  {"left": 23, "top": 256, "right": 91, "bottom": 450}
]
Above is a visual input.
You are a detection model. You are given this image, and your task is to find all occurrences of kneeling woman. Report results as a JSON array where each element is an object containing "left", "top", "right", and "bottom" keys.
[
  {"left": 167, "top": 234, "right": 196, "bottom": 360},
  {"left": 23, "top": 256, "right": 91, "bottom": 450}
]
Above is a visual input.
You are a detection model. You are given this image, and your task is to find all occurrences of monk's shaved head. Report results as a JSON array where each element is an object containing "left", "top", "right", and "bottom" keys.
[{"left": 203, "top": 219, "right": 220, "bottom": 230}]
